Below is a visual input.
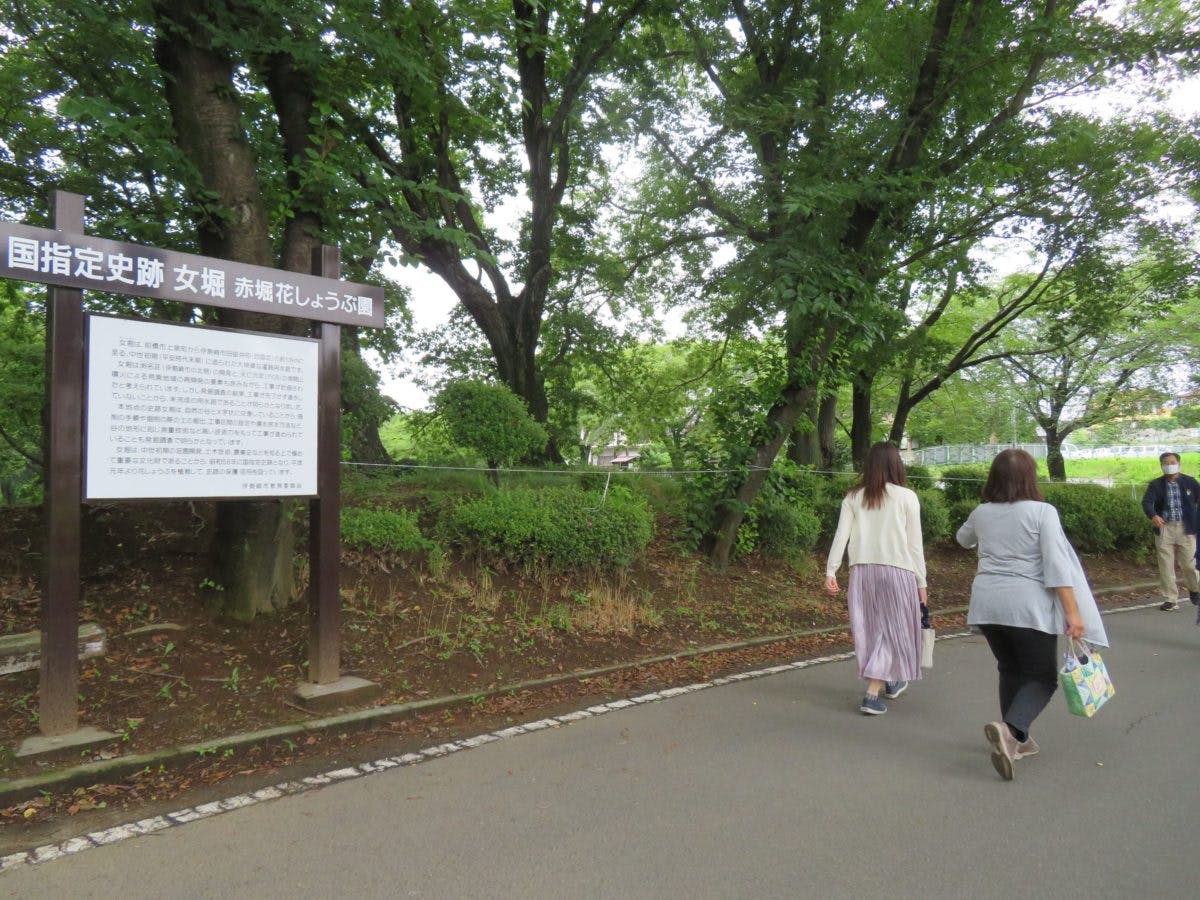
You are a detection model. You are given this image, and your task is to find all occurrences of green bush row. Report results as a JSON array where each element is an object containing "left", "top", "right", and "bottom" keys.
[
  {"left": 339, "top": 463, "right": 1148, "bottom": 572},
  {"left": 440, "top": 485, "right": 654, "bottom": 571},
  {"left": 341, "top": 506, "right": 435, "bottom": 553},
  {"left": 1041, "top": 484, "right": 1149, "bottom": 555}
]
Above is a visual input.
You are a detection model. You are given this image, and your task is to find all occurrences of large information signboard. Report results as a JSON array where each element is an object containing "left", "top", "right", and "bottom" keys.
[{"left": 85, "top": 315, "right": 319, "bottom": 500}]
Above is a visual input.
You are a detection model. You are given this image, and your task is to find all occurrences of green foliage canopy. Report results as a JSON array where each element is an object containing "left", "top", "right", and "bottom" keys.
[{"left": 434, "top": 379, "right": 548, "bottom": 468}]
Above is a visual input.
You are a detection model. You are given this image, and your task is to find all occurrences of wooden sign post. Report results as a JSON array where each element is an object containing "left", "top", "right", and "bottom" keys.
[{"left": 3, "top": 192, "right": 385, "bottom": 756}]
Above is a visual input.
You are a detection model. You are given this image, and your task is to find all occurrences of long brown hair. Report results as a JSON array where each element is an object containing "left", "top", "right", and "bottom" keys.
[
  {"left": 852, "top": 442, "right": 907, "bottom": 509},
  {"left": 982, "top": 448, "right": 1043, "bottom": 503}
]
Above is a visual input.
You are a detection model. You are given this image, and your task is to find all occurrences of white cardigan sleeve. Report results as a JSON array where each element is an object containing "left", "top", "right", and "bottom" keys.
[
  {"left": 825, "top": 495, "right": 854, "bottom": 578},
  {"left": 905, "top": 489, "right": 927, "bottom": 588}
]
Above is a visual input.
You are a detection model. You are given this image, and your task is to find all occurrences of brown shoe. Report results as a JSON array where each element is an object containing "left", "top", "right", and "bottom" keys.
[
  {"left": 1013, "top": 737, "right": 1040, "bottom": 760},
  {"left": 984, "top": 721, "right": 1017, "bottom": 780}
]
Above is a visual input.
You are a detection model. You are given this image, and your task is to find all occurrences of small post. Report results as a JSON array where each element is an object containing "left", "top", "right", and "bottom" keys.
[{"left": 40, "top": 190, "right": 86, "bottom": 736}]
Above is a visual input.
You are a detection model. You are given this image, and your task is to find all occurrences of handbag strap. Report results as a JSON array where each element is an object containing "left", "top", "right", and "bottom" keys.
[{"left": 1065, "top": 637, "right": 1092, "bottom": 663}]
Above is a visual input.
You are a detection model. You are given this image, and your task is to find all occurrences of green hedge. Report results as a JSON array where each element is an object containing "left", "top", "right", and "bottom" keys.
[
  {"left": 939, "top": 465, "right": 989, "bottom": 506},
  {"left": 1042, "top": 484, "right": 1150, "bottom": 555},
  {"left": 441, "top": 485, "right": 654, "bottom": 571},
  {"left": 341, "top": 506, "right": 434, "bottom": 553},
  {"left": 915, "top": 488, "right": 951, "bottom": 545},
  {"left": 906, "top": 464, "right": 937, "bottom": 490},
  {"left": 752, "top": 496, "right": 823, "bottom": 559},
  {"left": 811, "top": 474, "right": 857, "bottom": 542},
  {"left": 947, "top": 498, "right": 977, "bottom": 536}
]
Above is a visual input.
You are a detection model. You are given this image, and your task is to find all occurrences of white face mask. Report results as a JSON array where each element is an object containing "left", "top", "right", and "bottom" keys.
[{"left": 1163, "top": 463, "right": 1180, "bottom": 475}]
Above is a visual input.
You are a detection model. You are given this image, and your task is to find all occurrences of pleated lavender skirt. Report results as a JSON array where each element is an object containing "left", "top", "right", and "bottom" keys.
[{"left": 847, "top": 563, "right": 922, "bottom": 683}]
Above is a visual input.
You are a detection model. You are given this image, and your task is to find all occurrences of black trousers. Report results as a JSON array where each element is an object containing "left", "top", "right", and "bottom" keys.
[{"left": 977, "top": 624, "right": 1059, "bottom": 735}]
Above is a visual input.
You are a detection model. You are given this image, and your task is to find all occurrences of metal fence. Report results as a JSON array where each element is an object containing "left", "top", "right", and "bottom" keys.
[{"left": 909, "top": 443, "right": 1200, "bottom": 467}]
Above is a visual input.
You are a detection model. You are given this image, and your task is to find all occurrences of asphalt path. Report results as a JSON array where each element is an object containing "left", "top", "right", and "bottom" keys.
[{"left": 2, "top": 605, "right": 1196, "bottom": 899}]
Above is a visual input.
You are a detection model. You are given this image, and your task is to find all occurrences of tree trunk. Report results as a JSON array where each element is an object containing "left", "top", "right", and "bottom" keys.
[
  {"left": 788, "top": 400, "right": 821, "bottom": 467},
  {"left": 708, "top": 383, "right": 815, "bottom": 567},
  {"left": 850, "top": 370, "right": 874, "bottom": 468},
  {"left": 817, "top": 393, "right": 838, "bottom": 471},
  {"left": 154, "top": 0, "right": 296, "bottom": 619},
  {"left": 340, "top": 331, "right": 394, "bottom": 465},
  {"left": 708, "top": 327, "right": 837, "bottom": 567},
  {"left": 211, "top": 499, "right": 297, "bottom": 621},
  {"left": 889, "top": 378, "right": 915, "bottom": 446},
  {"left": 345, "top": 408, "right": 392, "bottom": 465},
  {"left": 1044, "top": 427, "right": 1066, "bottom": 481}
]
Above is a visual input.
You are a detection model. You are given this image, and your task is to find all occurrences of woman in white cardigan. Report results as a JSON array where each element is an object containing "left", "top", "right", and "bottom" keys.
[{"left": 825, "top": 442, "right": 927, "bottom": 715}]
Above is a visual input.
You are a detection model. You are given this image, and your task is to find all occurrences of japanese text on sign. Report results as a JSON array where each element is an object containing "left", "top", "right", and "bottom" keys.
[
  {"left": 85, "top": 316, "right": 319, "bottom": 500},
  {"left": 0, "top": 221, "right": 384, "bottom": 327}
]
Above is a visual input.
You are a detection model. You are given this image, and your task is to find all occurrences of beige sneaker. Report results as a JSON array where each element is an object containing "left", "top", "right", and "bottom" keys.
[
  {"left": 984, "top": 721, "right": 1017, "bottom": 780},
  {"left": 1013, "top": 737, "right": 1040, "bottom": 760}
]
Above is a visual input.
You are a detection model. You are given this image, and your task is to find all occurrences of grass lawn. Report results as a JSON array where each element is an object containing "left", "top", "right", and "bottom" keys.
[
  {"left": 925, "top": 452, "right": 1200, "bottom": 502},
  {"left": 1036, "top": 452, "right": 1200, "bottom": 486}
]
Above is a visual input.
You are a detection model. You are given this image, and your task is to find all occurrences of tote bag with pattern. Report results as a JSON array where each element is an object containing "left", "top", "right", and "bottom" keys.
[{"left": 1059, "top": 639, "right": 1115, "bottom": 717}]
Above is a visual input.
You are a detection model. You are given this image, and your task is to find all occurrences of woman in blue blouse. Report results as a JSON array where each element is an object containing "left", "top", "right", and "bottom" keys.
[{"left": 957, "top": 449, "right": 1107, "bottom": 781}]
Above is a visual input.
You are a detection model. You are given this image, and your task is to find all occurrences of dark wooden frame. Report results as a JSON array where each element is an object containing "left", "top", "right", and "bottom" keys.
[{"left": 14, "top": 191, "right": 374, "bottom": 737}]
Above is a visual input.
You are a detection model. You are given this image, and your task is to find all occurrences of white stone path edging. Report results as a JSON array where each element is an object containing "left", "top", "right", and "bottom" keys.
[
  {"left": 1, "top": 644, "right": 875, "bottom": 874},
  {"left": 0, "top": 599, "right": 1161, "bottom": 875}
]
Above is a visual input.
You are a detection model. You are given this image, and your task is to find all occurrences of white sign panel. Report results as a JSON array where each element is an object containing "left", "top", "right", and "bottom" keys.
[{"left": 85, "top": 316, "right": 319, "bottom": 500}]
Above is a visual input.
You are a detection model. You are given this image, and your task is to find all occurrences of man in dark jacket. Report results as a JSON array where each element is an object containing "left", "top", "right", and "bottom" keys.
[{"left": 1142, "top": 451, "right": 1200, "bottom": 611}]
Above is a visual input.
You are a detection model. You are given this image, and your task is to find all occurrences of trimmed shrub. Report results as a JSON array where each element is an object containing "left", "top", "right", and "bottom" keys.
[
  {"left": 947, "top": 499, "right": 977, "bottom": 535},
  {"left": 434, "top": 379, "right": 548, "bottom": 467},
  {"left": 441, "top": 485, "right": 654, "bottom": 571},
  {"left": 625, "top": 474, "right": 686, "bottom": 523},
  {"left": 906, "top": 464, "right": 936, "bottom": 490},
  {"left": 1042, "top": 483, "right": 1150, "bottom": 555},
  {"left": 753, "top": 497, "right": 823, "bottom": 558},
  {"left": 915, "top": 488, "right": 951, "bottom": 545},
  {"left": 749, "top": 461, "right": 851, "bottom": 557},
  {"left": 341, "top": 507, "right": 434, "bottom": 553},
  {"left": 939, "top": 465, "right": 989, "bottom": 506}
]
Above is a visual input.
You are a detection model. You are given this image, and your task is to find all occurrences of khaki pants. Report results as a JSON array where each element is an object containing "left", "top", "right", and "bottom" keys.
[{"left": 1155, "top": 520, "right": 1200, "bottom": 601}]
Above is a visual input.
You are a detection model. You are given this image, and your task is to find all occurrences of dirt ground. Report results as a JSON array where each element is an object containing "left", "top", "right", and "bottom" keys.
[{"left": 0, "top": 500, "right": 1157, "bottom": 849}]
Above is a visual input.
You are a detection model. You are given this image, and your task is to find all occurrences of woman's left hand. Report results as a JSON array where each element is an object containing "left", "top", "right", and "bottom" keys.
[{"left": 824, "top": 575, "right": 839, "bottom": 595}]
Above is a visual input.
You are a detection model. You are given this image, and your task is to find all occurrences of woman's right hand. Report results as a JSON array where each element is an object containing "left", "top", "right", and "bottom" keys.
[
  {"left": 1064, "top": 611, "right": 1085, "bottom": 639},
  {"left": 824, "top": 575, "right": 839, "bottom": 595},
  {"left": 1055, "top": 585, "right": 1084, "bottom": 638}
]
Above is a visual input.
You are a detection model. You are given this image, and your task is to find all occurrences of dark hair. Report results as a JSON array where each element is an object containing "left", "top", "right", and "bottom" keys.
[
  {"left": 982, "top": 449, "right": 1043, "bottom": 503},
  {"left": 1160, "top": 451, "right": 1179, "bottom": 464},
  {"left": 852, "top": 442, "right": 907, "bottom": 509}
]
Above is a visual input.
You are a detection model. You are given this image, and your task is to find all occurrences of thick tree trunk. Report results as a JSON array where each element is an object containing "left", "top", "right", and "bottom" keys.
[
  {"left": 418, "top": 256, "right": 562, "bottom": 461},
  {"left": 340, "top": 330, "right": 393, "bottom": 465},
  {"left": 889, "top": 378, "right": 915, "bottom": 446},
  {"left": 788, "top": 400, "right": 821, "bottom": 467},
  {"left": 211, "top": 500, "right": 297, "bottom": 621},
  {"left": 817, "top": 393, "right": 839, "bottom": 471},
  {"left": 154, "top": 0, "right": 296, "bottom": 619},
  {"left": 1044, "top": 427, "right": 1067, "bottom": 481},
  {"left": 850, "top": 370, "right": 874, "bottom": 468}
]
